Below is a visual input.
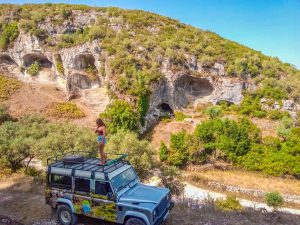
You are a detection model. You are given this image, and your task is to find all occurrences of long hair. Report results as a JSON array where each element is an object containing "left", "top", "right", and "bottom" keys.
[{"left": 96, "top": 118, "right": 106, "bottom": 127}]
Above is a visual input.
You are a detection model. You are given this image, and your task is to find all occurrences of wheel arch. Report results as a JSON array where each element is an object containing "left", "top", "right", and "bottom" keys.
[
  {"left": 123, "top": 212, "right": 150, "bottom": 225},
  {"left": 57, "top": 198, "right": 75, "bottom": 213}
]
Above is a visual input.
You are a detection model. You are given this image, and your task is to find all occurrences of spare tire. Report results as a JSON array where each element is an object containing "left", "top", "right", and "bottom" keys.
[{"left": 63, "top": 154, "right": 84, "bottom": 165}]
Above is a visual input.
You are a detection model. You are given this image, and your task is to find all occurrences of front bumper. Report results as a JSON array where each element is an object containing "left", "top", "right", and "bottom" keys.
[{"left": 154, "top": 201, "right": 174, "bottom": 225}]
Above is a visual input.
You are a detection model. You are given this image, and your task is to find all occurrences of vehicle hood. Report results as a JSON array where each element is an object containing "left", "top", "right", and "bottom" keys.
[{"left": 119, "top": 183, "right": 169, "bottom": 205}]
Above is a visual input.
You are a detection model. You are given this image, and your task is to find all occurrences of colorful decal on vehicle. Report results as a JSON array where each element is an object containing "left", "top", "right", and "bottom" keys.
[{"left": 72, "top": 195, "right": 117, "bottom": 222}]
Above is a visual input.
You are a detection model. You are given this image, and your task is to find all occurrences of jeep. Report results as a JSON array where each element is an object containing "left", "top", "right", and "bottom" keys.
[{"left": 45, "top": 152, "right": 174, "bottom": 225}]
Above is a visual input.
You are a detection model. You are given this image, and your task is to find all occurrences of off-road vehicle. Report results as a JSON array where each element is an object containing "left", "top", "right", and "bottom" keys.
[{"left": 45, "top": 152, "right": 174, "bottom": 225}]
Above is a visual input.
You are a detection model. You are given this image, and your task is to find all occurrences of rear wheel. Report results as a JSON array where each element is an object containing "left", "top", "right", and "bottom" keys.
[
  {"left": 57, "top": 205, "right": 78, "bottom": 225},
  {"left": 125, "top": 217, "right": 146, "bottom": 225}
]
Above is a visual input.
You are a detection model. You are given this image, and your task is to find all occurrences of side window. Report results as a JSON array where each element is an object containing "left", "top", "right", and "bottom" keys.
[
  {"left": 95, "top": 181, "right": 112, "bottom": 196},
  {"left": 50, "top": 174, "right": 71, "bottom": 189},
  {"left": 75, "top": 178, "right": 90, "bottom": 193}
]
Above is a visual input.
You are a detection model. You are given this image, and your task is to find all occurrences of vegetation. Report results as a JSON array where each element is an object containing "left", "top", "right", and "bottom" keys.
[
  {"left": 0, "top": 113, "right": 96, "bottom": 171},
  {"left": 26, "top": 61, "right": 41, "bottom": 76},
  {"left": 0, "top": 75, "right": 21, "bottom": 101},
  {"left": 215, "top": 195, "right": 243, "bottom": 211},
  {"left": 46, "top": 102, "right": 85, "bottom": 119},
  {"left": 105, "top": 129, "right": 154, "bottom": 178},
  {"left": 100, "top": 99, "right": 139, "bottom": 134},
  {"left": 264, "top": 192, "right": 284, "bottom": 211},
  {"left": 0, "top": 22, "right": 19, "bottom": 50},
  {"left": 54, "top": 54, "right": 64, "bottom": 75},
  {"left": 0, "top": 4, "right": 298, "bottom": 104},
  {"left": 0, "top": 104, "right": 12, "bottom": 124},
  {"left": 160, "top": 116, "right": 300, "bottom": 177},
  {"left": 174, "top": 111, "right": 190, "bottom": 121}
]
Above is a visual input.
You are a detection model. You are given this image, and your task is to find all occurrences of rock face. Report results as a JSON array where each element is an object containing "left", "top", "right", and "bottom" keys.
[{"left": 5, "top": 9, "right": 294, "bottom": 132}]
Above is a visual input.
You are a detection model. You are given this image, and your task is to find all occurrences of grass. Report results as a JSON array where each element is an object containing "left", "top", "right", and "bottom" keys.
[
  {"left": 186, "top": 169, "right": 300, "bottom": 196},
  {"left": 166, "top": 201, "right": 300, "bottom": 225},
  {"left": 0, "top": 75, "right": 21, "bottom": 101},
  {"left": 46, "top": 102, "right": 85, "bottom": 119}
]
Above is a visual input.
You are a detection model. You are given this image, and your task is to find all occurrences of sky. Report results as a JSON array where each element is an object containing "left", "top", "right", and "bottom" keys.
[{"left": 2, "top": 0, "right": 300, "bottom": 69}]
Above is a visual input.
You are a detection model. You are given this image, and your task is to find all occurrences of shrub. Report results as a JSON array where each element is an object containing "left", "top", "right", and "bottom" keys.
[
  {"left": 265, "top": 192, "right": 284, "bottom": 210},
  {"left": 27, "top": 61, "right": 41, "bottom": 76},
  {"left": 46, "top": 102, "right": 85, "bottom": 119},
  {"left": 205, "top": 106, "right": 223, "bottom": 119},
  {"left": 0, "top": 105, "right": 12, "bottom": 124},
  {"left": 0, "top": 75, "right": 21, "bottom": 101},
  {"left": 159, "top": 142, "right": 169, "bottom": 162},
  {"left": 137, "top": 93, "right": 149, "bottom": 125},
  {"left": 167, "top": 131, "right": 189, "bottom": 166},
  {"left": 54, "top": 54, "right": 64, "bottom": 75},
  {"left": 105, "top": 129, "right": 154, "bottom": 178},
  {"left": 100, "top": 100, "right": 139, "bottom": 134},
  {"left": 215, "top": 195, "right": 243, "bottom": 211},
  {"left": 0, "top": 22, "right": 19, "bottom": 50},
  {"left": 174, "top": 111, "right": 190, "bottom": 121}
]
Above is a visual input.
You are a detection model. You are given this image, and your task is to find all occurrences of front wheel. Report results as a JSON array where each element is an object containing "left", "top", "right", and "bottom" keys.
[
  {"left": 125, "top": 217, "right": 146, "bottom": 225},
  {"left": 57, "top": 205, "right": 78, "bottom": 225}
]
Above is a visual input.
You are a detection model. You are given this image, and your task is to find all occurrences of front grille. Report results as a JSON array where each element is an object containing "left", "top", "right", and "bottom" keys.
[{"left": 157, "top": 195, "right": 169, "bottom": 216}]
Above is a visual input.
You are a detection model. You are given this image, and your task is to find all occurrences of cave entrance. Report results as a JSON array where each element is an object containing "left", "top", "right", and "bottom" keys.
[
  {"left": 158, "top": 103, "right": 174, "bottom": 117},
  {"left": 23, "top": 53, "right": 52, "bottom": 68},
  {"left": 0, "top": 54, "right": 16, "bottom": 65},
  {"left": 176, "top": 75, "right": 214, "bottom": 98},
  {"left": 70, "top": 73, "right": 92, "bottom": 89},
  {"left": 74, "top": 53, "right": 98, "bottom": 80}
]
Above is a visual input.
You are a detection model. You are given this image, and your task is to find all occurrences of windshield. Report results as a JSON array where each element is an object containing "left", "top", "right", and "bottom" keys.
[{"left": 111, "top": 167, "right": 137, "bottom": 192}]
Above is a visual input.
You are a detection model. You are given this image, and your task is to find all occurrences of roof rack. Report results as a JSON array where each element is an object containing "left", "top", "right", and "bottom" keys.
[{"left": 47, "top": 151, "right": 129, "bottom": 174}]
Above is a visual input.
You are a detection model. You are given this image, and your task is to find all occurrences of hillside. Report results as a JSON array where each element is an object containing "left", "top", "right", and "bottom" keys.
[
  {"left": 0, "top": 4, "right": 299, "bottom": 130},
  {"left": 0, "top": 3, "right": 300, "bottom": 225}
]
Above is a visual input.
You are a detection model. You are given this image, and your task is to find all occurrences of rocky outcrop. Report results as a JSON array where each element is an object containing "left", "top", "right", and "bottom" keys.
[{"left": 6, "top": 9, "right": 297, "bottom": 132}]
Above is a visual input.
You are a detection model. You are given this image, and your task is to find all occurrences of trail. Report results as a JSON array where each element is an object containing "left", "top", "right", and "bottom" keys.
[{"left": 184, "top": 182, "right": 300, "bottom": 215}]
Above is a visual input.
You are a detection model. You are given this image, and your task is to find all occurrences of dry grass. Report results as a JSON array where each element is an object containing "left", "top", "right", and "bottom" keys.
[
  {"left": 186, "top": 169, "right": 300, "bottom": 196},
  {"left": 46, "top": 102, "right": 85, "bottom": 119},
  {"left": 0, "top": 75, "right": 21, "bottom": 102},
  {"left": 166, "top": 201, "right": 300, "bottom": 225}
]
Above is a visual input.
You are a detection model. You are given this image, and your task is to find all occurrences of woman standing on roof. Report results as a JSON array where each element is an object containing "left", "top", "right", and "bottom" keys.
[{"left": 95, "top": 118, "right": 107, "bottom": 165}]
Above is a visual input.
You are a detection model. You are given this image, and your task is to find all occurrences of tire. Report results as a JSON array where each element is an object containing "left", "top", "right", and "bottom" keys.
[
  {"left": 63, "top": 154, "right": 84, "bottom": 165},
  {"left": 125, "top": 217, "right": 146, "bottom": 225},
  {"left": 57, "top": 205, "right": 78, "bottom": 225}
]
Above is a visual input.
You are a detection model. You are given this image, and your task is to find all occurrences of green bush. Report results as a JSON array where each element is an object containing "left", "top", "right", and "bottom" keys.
[
  {"left": 0, "top": 105, "right": 12, "bottom": 124},
  {"left": 265, "top": 192, "right": 284, "bottom": 210},
  {"left": 159, "top": 142, "right": 169, "bottom": 162},
  {"left": 205, "top": 106, "right": 223, "bottom": 119},
  {"left": 0, "top": 22, "right": 19, "bottom": 50},
  {"left": 27, "top": 61, "right": 41, "bottom": 76},
  {"left": 137, "top": 93, "right": 149, "bottom": 125},
  {"left": 54, "top": 54, "right": 64, "bottom": 75},
  {"left": 0, "top": 114, "right": 97, "bottom": 171},
  {"left": 100, "top": 100, "right": 139, "bottom": 134},
  {"left": 105, "top": 129, "right": 154, "bottom": 178},
  {"left": 215, "top": 195, "right": 243, "bottom": 211}
]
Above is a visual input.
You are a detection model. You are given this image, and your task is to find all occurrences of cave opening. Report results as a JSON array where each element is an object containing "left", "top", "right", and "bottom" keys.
[
  {"left": 158, "top": 102, "right": 174, "bottom": 117},
  {"left": 176, "top": 75, "right": 214, "bottom": 98},
  {"left": 70, "top": 73, "right": 92, "bottom": 89},
  {"left": 74, "top": 54, "right": 96, "bottom": 70},
  {"left": 23, "top": 53, "right": 52, "bottom": 68},
  {"left": 0, "top": 54, "right": 16, "bottom": 65}
]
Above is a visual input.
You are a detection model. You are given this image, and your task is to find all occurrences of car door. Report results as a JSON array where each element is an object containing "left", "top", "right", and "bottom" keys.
[
  {"left": 73, "top": 177, "right": 93, "bottom": 215},
  {"left": 90, "top": 180, "right": 117, "bottom": 222}
]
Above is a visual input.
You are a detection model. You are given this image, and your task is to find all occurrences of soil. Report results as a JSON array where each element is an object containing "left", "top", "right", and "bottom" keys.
[{"left": 1, "top": 82, "right": 98, "bottom": 129}]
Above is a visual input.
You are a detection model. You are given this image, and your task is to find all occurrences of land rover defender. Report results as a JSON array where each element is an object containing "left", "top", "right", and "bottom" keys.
[{"left": 45, "top": 152, "right": 174, "bottom": 225}]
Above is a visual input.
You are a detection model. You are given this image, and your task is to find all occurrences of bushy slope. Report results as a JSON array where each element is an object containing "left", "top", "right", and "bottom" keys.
[{"left": 0, "top": 3, "right": 299, "bottom": 102}]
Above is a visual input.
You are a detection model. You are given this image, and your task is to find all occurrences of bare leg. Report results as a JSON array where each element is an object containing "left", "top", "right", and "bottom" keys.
[{"left": 99, "top": 142, "right": 106, "bottom": 164}]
